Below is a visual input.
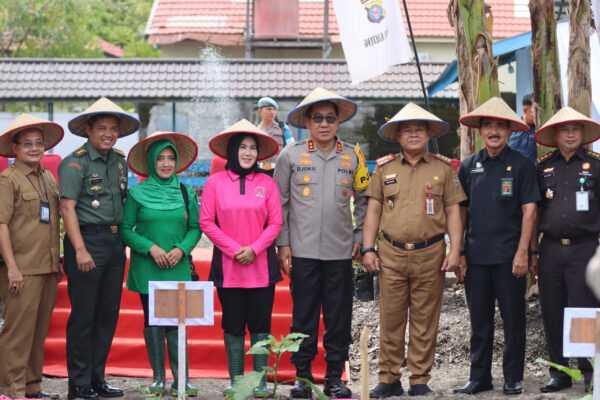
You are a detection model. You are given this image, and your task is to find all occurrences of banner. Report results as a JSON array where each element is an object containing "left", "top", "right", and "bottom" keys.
[{"left": 333, "top": 0, "right": 412, "bottom": 84}]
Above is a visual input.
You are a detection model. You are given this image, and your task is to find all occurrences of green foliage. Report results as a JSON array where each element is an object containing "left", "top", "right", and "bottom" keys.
[
  {"left": 535, "top": 358, "right": 582, "bottom": 382},
  {"left": 134, "top": 383, "right": 164, "bottom": 399},
  {"left": 226, "top": 332, "right": 312, "bottom": 400},
  {"left": 0, "top": 0, "right": 159, "bottom": 58}
]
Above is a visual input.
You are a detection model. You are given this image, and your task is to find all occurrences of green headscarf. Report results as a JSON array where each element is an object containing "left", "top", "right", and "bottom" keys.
[{"left": 129, "top": 139, "right": 185, "bottom": 210}]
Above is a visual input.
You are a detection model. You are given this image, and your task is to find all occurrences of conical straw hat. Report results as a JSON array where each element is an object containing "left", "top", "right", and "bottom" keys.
[
  {"left": 209, "top": 119, "right": 280, "bottom": 161},
  {"left": 127, "top": 131, "right": 198, "bottom": 177},
  {"left": 378, "top": 103, "right": 449, "bottom": 142},
  {"left": 459, "top": 97, "right": 529, "bottom": 132},
  {"left": 535, "top": 106, "right": 600, "bottom": 147},
  {"left": 68, "top": 97, "right": 140, "bottom": 137},
  {"left": 0, "top": 113, "right": 64, "bottom": 157},
  {"left": 287, "top": 87, "right": 358, "bottom": 129}
]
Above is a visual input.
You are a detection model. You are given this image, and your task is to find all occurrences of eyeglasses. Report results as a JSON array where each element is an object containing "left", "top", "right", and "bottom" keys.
[
  {"left": 310, "top": 114, "right": 338, "bottom": 124},
  {"left": 16, "top": 140, "right": 45, "bottom": 149}
]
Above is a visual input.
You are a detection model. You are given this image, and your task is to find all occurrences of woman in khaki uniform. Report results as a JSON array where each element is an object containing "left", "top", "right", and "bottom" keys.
[{"left": 0, "top": 114, "right": 64, "bottom": 399}]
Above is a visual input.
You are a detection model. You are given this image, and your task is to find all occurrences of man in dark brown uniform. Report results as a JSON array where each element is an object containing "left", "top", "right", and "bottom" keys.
[
  {"left": 362, "top": 103, "right": 466, "bottom": 397},
  {"left": 532, "top": 106, "right": 600, "bottom": 393},
  {"left": 0, "top": 114, "right": 64, "bottom": 399}
]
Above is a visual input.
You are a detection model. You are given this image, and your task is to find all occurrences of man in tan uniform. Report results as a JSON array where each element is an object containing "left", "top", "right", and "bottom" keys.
[
  {"left": 0, "top": 114, "right": 64, "bottom": 399},
  {"left": 362, "top": 104, "right": 466, "bottom": 397}
]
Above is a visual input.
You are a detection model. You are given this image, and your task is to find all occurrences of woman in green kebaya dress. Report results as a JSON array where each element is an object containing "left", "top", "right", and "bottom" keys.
[{"left": 120, "top": 132, "right": 201, "bottom": 397}]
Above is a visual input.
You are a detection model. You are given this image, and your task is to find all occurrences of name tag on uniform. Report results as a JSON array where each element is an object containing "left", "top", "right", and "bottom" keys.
[
  {"left": 470, "top": 167, "right": 484, "bottom": 174},
  {"left": 501, "top": 177, "right": 513, "bottom": 197},
  {"left": 384, "top": 174, "right": 397, "bottom": 185},
  {"left": 426, "top": 196, "right": 434, "bottom": 215},
  {"left": 576, "top": 191, "right": 590, "bottom": 211},
  {"left": 40, "top": 201, "right": 50, "bottom": 223}
]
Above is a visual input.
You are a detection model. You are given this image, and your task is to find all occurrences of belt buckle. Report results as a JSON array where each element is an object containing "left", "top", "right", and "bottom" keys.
[
  {"left": 405, "top": 243, "right": 415, "bottom": 250},
  {"left": 560, "top": 238, "right": 571, "bottom": 246},
  {"left": 110, "top": 225, "right": 118, "bottom": 234}
]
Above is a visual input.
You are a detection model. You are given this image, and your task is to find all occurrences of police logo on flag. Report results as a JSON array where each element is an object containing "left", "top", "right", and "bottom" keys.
[{"left": 365, "top": 0, "right": 385, "bottom": 23}]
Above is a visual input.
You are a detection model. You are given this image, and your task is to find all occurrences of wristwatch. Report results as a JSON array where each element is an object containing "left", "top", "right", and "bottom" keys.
[{"left": 360, "top": 247, "right": 376, "bottom": 255}]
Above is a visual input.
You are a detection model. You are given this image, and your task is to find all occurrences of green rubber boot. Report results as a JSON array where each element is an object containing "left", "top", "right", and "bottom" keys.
[
  {"left": 222, "top": 333, "right": 246, "bottom": 396},
  {"left": 166, "top": 329, "right": 198, "bottom": 397},
  {"left": 143, "top": 327, "right": 166, "bottom": 395},
  {"left": 251, "top": 333, "right": 271, "bottom": 398}
]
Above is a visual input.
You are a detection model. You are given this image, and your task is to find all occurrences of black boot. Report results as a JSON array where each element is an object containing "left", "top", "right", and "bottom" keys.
[
  {"left": 290, "top": 361, "right": 313, "bottom": 398},
  {"left": 324, "top": 361, "right": 352, "bottom": 399}
]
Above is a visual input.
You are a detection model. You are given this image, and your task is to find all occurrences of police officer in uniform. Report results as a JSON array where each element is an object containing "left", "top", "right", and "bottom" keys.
[
  {"left": 362, "top": 104, "right": 467, "bottom": 397},
  {"left": 0, "top": 114, "right": 63, "bottom": 399},
  {"left": 58, "top": 98, "right": 140, "bottom": 400},
  {"left": 274, "top": 87, "right": 369, "bottom": 399},
  {"left": 454, "top": 97, "right": 540, "bottom": 396},
  {"left": 532, "top": 107, "right": 600, "bottom": 393}
]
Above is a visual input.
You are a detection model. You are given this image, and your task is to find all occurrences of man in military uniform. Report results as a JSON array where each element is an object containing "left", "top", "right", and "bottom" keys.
[
  {"left": 59, "top": 98, "right": 140, "bottom": 400},
  {"left": 454, "top": 97, "right": 540, "bottom": 396},
  {"left": 0, "top": 114, "right": 63, "bottom": 399},
  {"left": 532, "top": 107, "right": 600, "bottom": 393},
  {"left": 361, "top": 103, "right": 466, "bottom": 397},
  {"left": 274, "top": 87, "right": 369, "bottom": 399}
]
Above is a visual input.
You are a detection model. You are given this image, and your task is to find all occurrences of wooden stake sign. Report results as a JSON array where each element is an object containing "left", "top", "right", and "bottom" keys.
[{"left": 149, "top": 281, "right": 214, "bottom": 399}]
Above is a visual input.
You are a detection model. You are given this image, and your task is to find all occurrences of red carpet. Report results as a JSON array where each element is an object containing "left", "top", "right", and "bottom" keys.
[{"left": 43, "top": 248, "right": 330, "bottom": 382}]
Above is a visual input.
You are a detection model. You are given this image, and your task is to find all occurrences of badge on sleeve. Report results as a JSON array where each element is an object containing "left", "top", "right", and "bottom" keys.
[{"left": 501, "top": 177, "right": 513, "bottom": 197}]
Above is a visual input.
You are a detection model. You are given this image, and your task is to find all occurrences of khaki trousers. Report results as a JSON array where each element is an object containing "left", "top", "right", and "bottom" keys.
[
  {"left": 377, "top": 239, "right": 445, "bottom": 385},
  {"left": 0, "top": 271, "right": 58, "bottom": 397}
]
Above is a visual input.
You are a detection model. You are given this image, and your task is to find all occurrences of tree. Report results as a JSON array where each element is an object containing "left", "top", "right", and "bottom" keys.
[
  {"left": 567, "top": 0, "right": 591, "bottom": 116},
  {"left": 447, "top": 0, "right": 499, "bottom": 159},
  {"left": 528, "top": 0, "right": 562, "bottom": 127}
]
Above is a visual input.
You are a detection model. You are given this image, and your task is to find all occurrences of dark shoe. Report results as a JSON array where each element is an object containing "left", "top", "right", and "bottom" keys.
[
  {"left": 369, "top": 381, "right": 404, "bottom": 398},
  {"left": 540, "top": 377, "right": 572, "bottom": 393},
  {"left": 67, "top": 384, "right": 98, "bottom": 400},
  {"left": 585, "top": 377, "right": 592, "bottom": 393},
  {"left": 453, "top": 381, "right": 493, "bottom": 395},
  {"left": 408, "top": 384, "right": 432, "bottom": 396},
  {"left": 26, "top": 390, "right": 60, "bottom": 399},
  {"left": 290, "top": 380, "right": 312, "bottom": 398},
  {"left": 324, "top": 377, "right": 352, "bottom": 398},
  {"left": 90, "top": 383, "right": 123, "bottom": 398},
  {"left": 503, "top": 382, "right": 522, "bottom": 395}
]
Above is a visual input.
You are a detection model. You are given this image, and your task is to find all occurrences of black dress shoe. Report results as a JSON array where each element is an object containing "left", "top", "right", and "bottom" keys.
[
  {"left": 324, "top": 377, "right": 352, "bottom": 398},
  {"left": 290, "top": 380, "right": 312, "bottom": 399},
  {"left": 503, "top": 382, "right": 522, "bottom": 395},
  {"left": 540, "top": 377, "right": 572, "bottom": 393},
  {"left": 369, "top": 381, "right": 404, "bottom": 398},
  {"left": 26, "top": 390, "right": 60, "bottom": 399},
  {"left": 90, "top": 383, "right": 123, "bottom": 398},
  {"left": 408, "top": 384, "right": 432, "bottom": 396},
  {"left": 453, "top": 380, "right": 493, "bottom": 394},
  {"left": 67, "top": 384, "right": 98, "bottom": 400}
]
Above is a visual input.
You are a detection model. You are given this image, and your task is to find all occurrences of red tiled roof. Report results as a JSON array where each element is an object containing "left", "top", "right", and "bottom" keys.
[
  {"left": 145, "top": 0, "right": 532, "bottom": 46},
  {"left": 99, "top": 39, "right": 125, "bottom": 58}
]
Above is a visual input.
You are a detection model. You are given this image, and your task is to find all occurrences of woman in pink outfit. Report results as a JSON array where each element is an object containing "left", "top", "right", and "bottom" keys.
[{"left": 200, "top": 119, "right": 282, "bottom": 397}]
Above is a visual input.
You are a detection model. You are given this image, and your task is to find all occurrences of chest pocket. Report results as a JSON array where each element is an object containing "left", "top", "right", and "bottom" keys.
[
  {"left": 294, "top": 171, "right": 318, "bottom": 199},
  {"left": 382, "top": 182, "right": 400, "bottom": 209},
  {"left": 86, "top": 184, "right": 104, "bottom": 196},
  {"left": 424, "top": 184, "right": 443, "bottom": 214},
  {"left": 20, "top": 191, "right": 39, "bottom": 216},
  {"left": 336, "top": 172, "right": 353, "bottom": 201}
]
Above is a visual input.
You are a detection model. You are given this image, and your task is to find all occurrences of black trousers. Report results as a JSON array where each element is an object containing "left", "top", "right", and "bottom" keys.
[
  {"left": 216, "top": 285, "right": 275, "bottom": 336},
  {"left": 464, "top": 262, "right": 526, "bottom": 383},
  {"left": 289, "top": 257, "right": 353, "bottom": 365},
  {"left": 64, "top": 231, "right": 125, "bottom": 385},
  {"left": 538, "top": 238, "right": 600, "bottom": 379}
]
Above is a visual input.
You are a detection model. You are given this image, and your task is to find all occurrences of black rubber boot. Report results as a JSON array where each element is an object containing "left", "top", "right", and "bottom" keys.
[
  {"left": 143, "top": 327, "right": 166, "bottom": 395},
  {"left": 166, "top": 329, "right": 198, "bottom": 397},
  {"left": 251, "top": 333, "right": 271, "bottom": 398},
  {"left": 223, "top": 333, "right": 246, "bottom": 396}
]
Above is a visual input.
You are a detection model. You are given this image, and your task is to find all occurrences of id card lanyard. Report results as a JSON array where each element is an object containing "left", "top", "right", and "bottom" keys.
[
  {"left": 576, "top": 177, "right": 590, "bottom": 212},
  {"left": 25, "top": 173, "right": 50, "bottom": 223}
]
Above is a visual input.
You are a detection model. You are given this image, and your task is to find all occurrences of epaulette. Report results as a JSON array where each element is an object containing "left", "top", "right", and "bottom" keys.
[
  {"left": 73, "top": 147, "right": 88, "bottom": 158},
  {"left": 537, "top": 151, "right": 554, "bottom": 164},
  {"left": 376, "top": 154, "right": 395, "bottom": 166},
  {"left": 113, "top": 148, "right": 125, "bottom": 157},
  {"left": 431, "top": 153, "right": 453, "bottom": 165},
  {"left": 587, "top": 150, "right": 600, "bottom": 160}
]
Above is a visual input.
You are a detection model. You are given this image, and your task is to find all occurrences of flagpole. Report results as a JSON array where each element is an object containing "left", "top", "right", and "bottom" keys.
[{"left": 401, "top": 0, "right": 439, "bottom": 153}]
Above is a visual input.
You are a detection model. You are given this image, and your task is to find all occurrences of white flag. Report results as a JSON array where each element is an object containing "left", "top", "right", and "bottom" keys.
[{"left": 333, "top": 0, "right": 412, "bottom": 85}]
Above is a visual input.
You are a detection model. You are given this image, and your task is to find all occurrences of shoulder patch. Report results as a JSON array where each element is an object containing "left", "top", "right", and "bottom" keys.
[
  {"left": 73, "top": 147, "right": 88, "bottom": 158},
  {"left": 537, "top": 151, "right": 554, "bottom": 164},
  {"left": 431, "top": 153, "right": 453, "bottom": 165},
  {"left": 587, "top": 150, "right": 600, "bottom": 160},
  {"left": 376, "top": 154, "right": 395, "bottom": 166},
  {"left": 113, "top": 148, "right": 125, "bottom": 157}
]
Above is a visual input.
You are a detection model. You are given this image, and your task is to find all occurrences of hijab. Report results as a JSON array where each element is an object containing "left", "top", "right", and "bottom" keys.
[{"left": 129, "top": 139, "right": 185, "bottom": 210}]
